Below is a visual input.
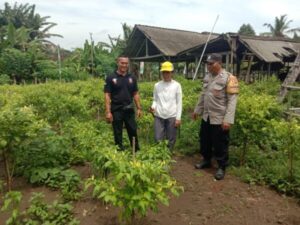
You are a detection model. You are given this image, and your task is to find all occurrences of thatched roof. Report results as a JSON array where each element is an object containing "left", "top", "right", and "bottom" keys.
[{"left": 124, "top": 24, "right": 218, "bottom": 61}]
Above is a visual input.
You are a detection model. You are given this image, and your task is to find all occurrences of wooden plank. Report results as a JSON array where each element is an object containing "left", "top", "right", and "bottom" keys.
[
  {"left": 130, "top": 53, "right": 164, "bottom": 61},
  {"left": 284, "top": 111, "right": 300, "bottom": 117},
  {"left": 282, "top": 85, "right": 300, "bottom": 90},
  {"left": 278, "top": 51, "right": 300, "bottom": 102},
  {"left": 288, "top": 107, "right": 300, "bottom": 111}
]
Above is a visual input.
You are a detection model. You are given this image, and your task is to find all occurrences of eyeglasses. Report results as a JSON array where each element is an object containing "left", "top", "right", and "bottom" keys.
[{"left": 207, "top": 62, "right": 215, "bottom": 66}]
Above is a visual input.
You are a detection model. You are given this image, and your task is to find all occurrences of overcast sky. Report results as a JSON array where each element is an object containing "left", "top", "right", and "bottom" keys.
[{"left": 2, "top": 0, "right": 300, "bottom": 50}]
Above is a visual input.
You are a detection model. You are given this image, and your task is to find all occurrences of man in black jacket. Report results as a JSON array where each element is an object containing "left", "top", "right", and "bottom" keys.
[{"left": 104, "top": 56, "right": 142, "bottom": 151}]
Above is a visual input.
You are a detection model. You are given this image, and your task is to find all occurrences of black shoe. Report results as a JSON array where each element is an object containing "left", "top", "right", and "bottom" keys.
[
  {"left": 194, "top": 160, "right": 211, "bottom": 169},
  {"left": 214, "top": 167, "right": 225, "bottom": 180}
]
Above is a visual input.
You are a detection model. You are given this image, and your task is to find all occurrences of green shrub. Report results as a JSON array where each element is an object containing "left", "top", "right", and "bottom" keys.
[
  {"left": 86, "top": 143, "right": 182, "bottom": 223},
  {"left": 0, "top": 74, "right": 11, "bottom": 84},
  {"left": 1, "top": 191, "right": 79, "bottom": 225}
]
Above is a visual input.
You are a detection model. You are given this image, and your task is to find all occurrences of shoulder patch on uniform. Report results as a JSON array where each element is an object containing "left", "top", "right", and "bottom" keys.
[{"left": 226, "top": 74, "right": 239, "bottom": 94}]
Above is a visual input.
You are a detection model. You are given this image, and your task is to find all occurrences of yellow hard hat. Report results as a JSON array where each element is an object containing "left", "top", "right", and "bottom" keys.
[{"left": 160, "top": 61, "right": 173, "bottom": 72}]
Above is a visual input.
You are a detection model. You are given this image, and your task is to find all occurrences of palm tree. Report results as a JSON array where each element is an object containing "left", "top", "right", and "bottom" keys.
[
  {"left": 263, "top": 14, "right": 300, "bottom": 37},
  {"left": 0, "top": 2, "right": 62, "bottom": 47}
]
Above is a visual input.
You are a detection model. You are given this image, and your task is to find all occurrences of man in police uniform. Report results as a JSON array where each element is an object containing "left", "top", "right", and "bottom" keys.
[
  {"left": 104, "top": 56, "right": 142, "bottom": 151},
  {"left": 192, "top": 53, "right": 239, "bottom": 180}
]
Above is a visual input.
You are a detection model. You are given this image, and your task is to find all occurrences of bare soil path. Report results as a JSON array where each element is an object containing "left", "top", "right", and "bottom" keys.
[{"left": 1, "top": 155, "right": 299, "bottom": 225}]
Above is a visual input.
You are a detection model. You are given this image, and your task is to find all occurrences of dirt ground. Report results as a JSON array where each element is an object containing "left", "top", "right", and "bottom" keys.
[{"left": 1, "top": 155, "right": 300, "bottom": 225}]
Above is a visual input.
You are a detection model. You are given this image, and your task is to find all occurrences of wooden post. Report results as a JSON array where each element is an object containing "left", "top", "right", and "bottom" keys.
[
  {"left": 232, "top": 38, "right": 237, "bottom": 74},
  {"left": 268, "top": 63, "right": 271, "bottom": 77},
  {"left": 236, "top": 55, "right": 241, "bottom": 77},
  {"left": 229, "top": 37, "right": 237, "bottom": 74},
  {"left": 246, "top": 55, "right": 253, "bottom": 84},
  {"left": 185, "top": 61, "right": 189, "bottom": 78},
  {"left": 226, "top": 53, "right": 230, "bottom": 71},
  {"left": 183, "top": 63, "right": 186, "bottom": 78},
  {"left": 260, "top": 63, "right": 264, "bottom": 82},
  {"left": 230, "top": 39, "right": 233, "bottom": 73},
  {"left": 240, "top": 53, "right": 246, "bottom": 80}
]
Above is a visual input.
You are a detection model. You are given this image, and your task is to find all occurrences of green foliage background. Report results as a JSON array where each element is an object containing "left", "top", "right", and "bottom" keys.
[{"left": 0, "top": 77, "right": 299, "bottom": 200}]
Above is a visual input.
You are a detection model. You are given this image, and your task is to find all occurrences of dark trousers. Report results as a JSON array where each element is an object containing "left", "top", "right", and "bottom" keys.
[
  {"left": 154, "top": 116, "right": 177, "bottom": 150},
  {"left": 199, "top": 118, "right": 229, "bottom": 168},
  {"left": 112, "top": 110, "right": 139, "bottom": 151}
]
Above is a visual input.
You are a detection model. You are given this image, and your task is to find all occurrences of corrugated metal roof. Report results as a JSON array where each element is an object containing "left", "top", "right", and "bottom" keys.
[
  {"left": 125, "top": 24, "right": 300, "bottom": 63},
  {"left": 239, "top": 36, "right": 300, "bottom": 63},
  {"left": 136, "top": 25, "right": 218, "bottom": 56},
  {"left": 126, "top": 24, "right": 218, "bottom": 58}
]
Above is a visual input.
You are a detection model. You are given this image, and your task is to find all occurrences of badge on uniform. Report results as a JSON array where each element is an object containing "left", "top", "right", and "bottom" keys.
[
  {"left": 226, "top": 75, "right": 239, "bottom": 94},
  {"left": 129, "top": 78, "right": 133, "bottom": 84},
  {"left": 112, "top": 78, "right": 117, "bottom": 85}
]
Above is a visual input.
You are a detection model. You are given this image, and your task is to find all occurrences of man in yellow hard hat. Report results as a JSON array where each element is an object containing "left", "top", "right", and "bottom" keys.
[{"left": 150, "top": 61, "right": 182, "bottom": 150}]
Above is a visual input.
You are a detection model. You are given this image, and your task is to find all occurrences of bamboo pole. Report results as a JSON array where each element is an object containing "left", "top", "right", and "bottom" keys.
[{"left": 193, "top": 15, "right": 219, "bottom": 80}]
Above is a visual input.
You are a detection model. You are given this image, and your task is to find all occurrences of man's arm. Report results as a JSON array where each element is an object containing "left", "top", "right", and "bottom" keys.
[
  {"left": 105, "top": 92, "right": 113, "bottom": 123},
  {"left": 133, "top": 92, "right": 142, "bottom": 118},
  {"left": 175, "top": 84, "right": 182, "bottom": 127},
  {"left": 222, "top": 94, "right": 238, "bottom": 129},
  {"left": 150, "top": 85, "right": 157, "bottom": 114},
  {"left": 192, "top": 93, "right": 204, "bottom": 120},
  {"left": 222, "top": 74, "right": 239, "bottom": 130}
]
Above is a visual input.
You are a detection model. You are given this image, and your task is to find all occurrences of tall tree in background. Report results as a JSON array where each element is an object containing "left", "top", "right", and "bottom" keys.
[
  {"left": 0, "top": 2, "right": 62, "bottom": 49},
  {"left": 64, "top": 40, "right": 116, "bottom": 77},
  {"left": 238, "top": 24, "right": 256, "bottom": 36},
  {"left": 64, "top": 23, "right": 133, "bottom": 77},
  {"left": 263, "top": 14, "right": 300, "bottom": 37},
  {"left": 107, "top": 23, "right": 133, "bottom": 55},
  {"left": 0, "top": 2, "right": 64, "bottom": 83}
]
